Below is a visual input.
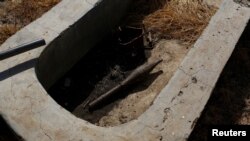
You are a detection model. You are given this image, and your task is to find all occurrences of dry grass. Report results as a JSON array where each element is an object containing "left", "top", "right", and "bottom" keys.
[
  {"left": 143, "top": 0, "right": 217, "bottom": 44},
  {"left": 0, "top": 24, "right": 20, "bottom": 44},
  {"left": 0, "top": 0, "right": 60, "bottom": 45},
  {"left": 0, "top": 0, "right": 215, "bottom": 45}
]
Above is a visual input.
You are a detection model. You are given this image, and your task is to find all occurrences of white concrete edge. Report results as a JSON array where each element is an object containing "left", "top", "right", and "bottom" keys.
[{"left": 0, "top": 0, "right": 249, "bottom": 141}]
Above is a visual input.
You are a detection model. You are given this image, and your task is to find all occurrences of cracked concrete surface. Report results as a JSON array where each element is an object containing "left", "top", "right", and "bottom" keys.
[{"left": 0, "top": 0, "right": 250, "bottom": 141}]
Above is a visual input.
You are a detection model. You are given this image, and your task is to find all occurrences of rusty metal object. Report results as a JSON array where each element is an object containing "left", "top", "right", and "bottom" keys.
[{"left": 88, "top": 58, "right": 163, "bottom": 110}]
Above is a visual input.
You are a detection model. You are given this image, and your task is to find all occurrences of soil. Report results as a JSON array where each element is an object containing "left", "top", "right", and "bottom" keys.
[
  {"left": 74, "top": 40, "right": 190, "bottom": 127},
  {"left": 96, "top": 40, "right": 189, "bottom": 127},
  {"left": 48, "top": 23, "right": 191, "bottom": 126}
]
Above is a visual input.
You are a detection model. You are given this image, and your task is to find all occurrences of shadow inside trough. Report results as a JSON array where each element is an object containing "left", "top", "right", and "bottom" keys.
[
  {"left": 189, "top": 21, "right": 250, "bottom": 141},
  {"left": 48, "top": 26, "right": 147, "bottom": 111},
  {"left": 47, "top": 25, "right": 163, "bottom": 124}
]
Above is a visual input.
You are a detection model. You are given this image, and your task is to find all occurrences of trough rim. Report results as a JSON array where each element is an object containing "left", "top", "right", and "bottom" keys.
[{"left": 0, "top": 0, "right": 249, "bottom": 141}]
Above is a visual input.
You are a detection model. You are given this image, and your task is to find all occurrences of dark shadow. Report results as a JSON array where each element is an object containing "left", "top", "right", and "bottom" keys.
[
  {"left": 0, "top": 116, "right": 23, "bottom": 141},
  {"left": 48, "top": 25, "right": 146, "bottom": 112},
  {"left": 189, "top": 21, "right": 250, "bottom": 141},
  {"left": 0, "top": 58, "right": 37, "bottom": 81}
]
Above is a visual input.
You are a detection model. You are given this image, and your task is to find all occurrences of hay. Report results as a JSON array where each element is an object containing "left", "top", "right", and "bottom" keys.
[
  {"left": 0, "top": 0, "right": 216, "bottom": 46},
  {"left": 6, "top": 0, "right": 60, "bottom": 25},
  {"left": 143, "top": 0, "right": 217, "bottom": 44},
  {"left": 0, "top": 0, "right": 60, "bottom": 45},
  {"left": 0, "top": 24, "right": 20, "bottom": 44}
]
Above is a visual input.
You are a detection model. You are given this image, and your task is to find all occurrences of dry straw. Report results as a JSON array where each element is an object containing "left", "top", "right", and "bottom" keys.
[
  {"left": 0, "top": 0, "right": 60, "bottom": 45},
  {"left": 143, "top": 0, "right": 217, "bottom": 44},
  {"left": 0, "top": 24, "right": 20, "bottom": 44}
]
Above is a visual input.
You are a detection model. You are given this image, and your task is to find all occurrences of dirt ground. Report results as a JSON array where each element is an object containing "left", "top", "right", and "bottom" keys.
[
  {"left": 73, "top": 40, "right": 190, "bottom": 127},
  {"left": 99, "top": 41, "right": 190, "bottom": 127}
]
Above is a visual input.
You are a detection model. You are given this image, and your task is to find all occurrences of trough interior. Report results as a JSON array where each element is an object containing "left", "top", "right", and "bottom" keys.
[
  {"left": 39, "top": 0, "right": 217, "bottom": 127},
  {"left": 44, "top": 0, "right": 171, "bottom": 127}
]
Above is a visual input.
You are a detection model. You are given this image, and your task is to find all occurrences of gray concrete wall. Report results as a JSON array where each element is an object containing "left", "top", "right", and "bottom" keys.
[
  {"left": 36, "top": 0, "right": 132, "bottom": 89},
  {"left": 0, "top": 0, "right": 249, "bottom": 141}
]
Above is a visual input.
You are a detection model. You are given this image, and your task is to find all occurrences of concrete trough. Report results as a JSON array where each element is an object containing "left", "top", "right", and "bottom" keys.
[{"left": 0, "top": 0, "right": 250, "bottom": 140}]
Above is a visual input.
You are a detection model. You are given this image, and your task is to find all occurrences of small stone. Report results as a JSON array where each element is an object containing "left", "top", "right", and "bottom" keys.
[
  {"left": 178, "top": 91, "right": 183, "bottom": 96},
  {"left": 191, "top": 77, "right": 197, "bottom": 84}
]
